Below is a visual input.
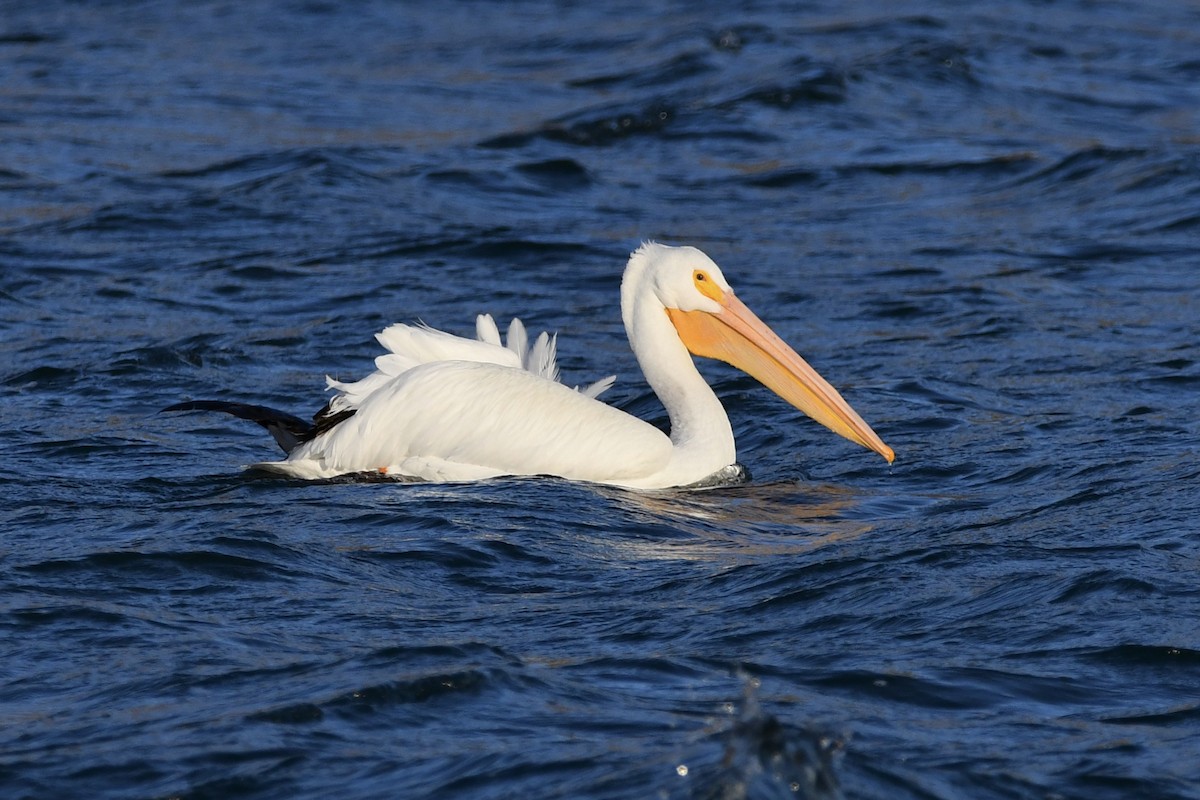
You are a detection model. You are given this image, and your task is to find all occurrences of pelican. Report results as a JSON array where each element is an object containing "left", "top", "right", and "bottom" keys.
[{"left": 165, "top": 242, "right": 893, "bottom": 489}]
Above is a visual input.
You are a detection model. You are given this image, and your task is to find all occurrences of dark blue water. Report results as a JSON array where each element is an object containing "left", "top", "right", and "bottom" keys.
[{"left": 3, "top": 1, "right": 1199, "bottom": 797}]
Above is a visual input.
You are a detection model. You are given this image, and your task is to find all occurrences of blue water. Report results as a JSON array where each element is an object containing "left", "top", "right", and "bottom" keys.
[{"left": 3, "top": 1, "right": 1199, "bottom": 797}]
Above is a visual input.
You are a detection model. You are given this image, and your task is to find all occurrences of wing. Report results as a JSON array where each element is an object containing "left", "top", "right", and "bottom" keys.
[
  {"left": 277, "top": 361, "right": 670, "bottom": 483},
  {"left": 324, "top": 315, "right": 613, "bottom": 415}
]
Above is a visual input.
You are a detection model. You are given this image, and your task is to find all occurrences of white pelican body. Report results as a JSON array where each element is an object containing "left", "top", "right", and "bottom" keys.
[{"left": 173, "top": 243, "right": 893, "bottom": 489}]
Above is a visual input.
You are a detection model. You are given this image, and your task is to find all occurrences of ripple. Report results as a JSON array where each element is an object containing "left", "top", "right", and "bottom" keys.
[
  {"left": 566, "top": 51, "right": 716, "bottom": 91},
  {"left": 482, "top": 101, "right": 676, "bottom": 148},
  {"left": 1102, "top": 704, "right": 1200, "bottom": 727},
  {"left": 18, "top": 549, "right": 295, "bottom": 585}
]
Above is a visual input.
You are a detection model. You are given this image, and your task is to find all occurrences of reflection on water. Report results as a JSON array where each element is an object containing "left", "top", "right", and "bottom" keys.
[{"left": 609, "top": 480, "right": 874, "bottom": 563}]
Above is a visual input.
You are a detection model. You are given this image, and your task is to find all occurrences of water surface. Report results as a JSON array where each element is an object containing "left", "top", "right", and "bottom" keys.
[{"left": 2, "top": 1, "right": 1199, "bottom": 798}]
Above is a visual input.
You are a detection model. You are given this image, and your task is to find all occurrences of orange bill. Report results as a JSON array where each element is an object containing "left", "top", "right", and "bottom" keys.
[{"left": 667, "top": 293, "right": 895, "bottom": 463}]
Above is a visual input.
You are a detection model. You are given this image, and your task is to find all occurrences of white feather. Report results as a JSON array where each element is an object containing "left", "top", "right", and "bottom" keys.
[
  {"left": 475, "top": 313, "right": 502, "bottom": 346},
  {"left": 505, "top": 318, "right": 528, "bottom": 368},
  {"left": 324, "top": 314, "right": 612, "bottom": 416}
]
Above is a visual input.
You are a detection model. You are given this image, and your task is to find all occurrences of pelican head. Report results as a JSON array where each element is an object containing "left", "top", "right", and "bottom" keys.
[{"left": 624, "top": 242, "right": 894, "bottom": 464}]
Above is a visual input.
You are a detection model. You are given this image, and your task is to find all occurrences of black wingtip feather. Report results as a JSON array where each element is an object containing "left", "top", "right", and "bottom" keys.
[{"left": 162, "top": 400, "right": 313, "bottom": 454}]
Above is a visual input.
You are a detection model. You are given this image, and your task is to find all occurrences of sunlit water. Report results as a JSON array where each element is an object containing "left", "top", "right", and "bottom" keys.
[{"left": 3, "top": 2, "right": 1199, "bottom": 798}]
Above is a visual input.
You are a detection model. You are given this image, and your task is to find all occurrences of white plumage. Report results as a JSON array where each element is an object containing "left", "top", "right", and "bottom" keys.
[{"left": 174, "top": 242, "right": 894, "bottom": 489}]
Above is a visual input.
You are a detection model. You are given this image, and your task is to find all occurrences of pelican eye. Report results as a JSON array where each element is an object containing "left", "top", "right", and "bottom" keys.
[{"left": 692, "top": 269, "right": 724, "bottom": 302}]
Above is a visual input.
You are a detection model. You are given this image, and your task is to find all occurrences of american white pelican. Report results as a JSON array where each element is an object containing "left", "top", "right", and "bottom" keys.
[{"left": 165, "top": 242, "right": 893, "bottom": 489}]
